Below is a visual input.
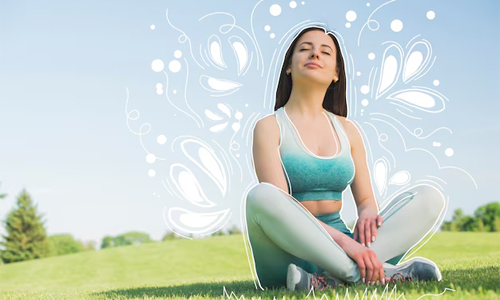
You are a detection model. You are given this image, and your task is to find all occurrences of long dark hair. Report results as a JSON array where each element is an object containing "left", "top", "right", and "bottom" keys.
[{"left": 274, "top": 26, "right": 348, "bottom": 117}]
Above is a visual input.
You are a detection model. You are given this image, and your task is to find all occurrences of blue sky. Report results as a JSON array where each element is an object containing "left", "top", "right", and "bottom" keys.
[{"left": 1, "top": 0, "right": 499, "bottom": 244}]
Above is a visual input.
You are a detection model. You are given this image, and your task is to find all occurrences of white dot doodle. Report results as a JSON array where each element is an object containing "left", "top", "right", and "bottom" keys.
[
  {"left": 270, "top": 4, "right": 281, "bottom": 16},
  {"left": 156, "top": 89, "right": 163, "bottom": 95},
  {"left": 153, "top": 192, "right": 156, "bottom": 195},
  {"left": 235, "top": 111, "right": 243, "bottom": 120},
  {"left": 357, "top": 71, "right": 361, "bottom": 76},
  {"left": 146, "top": 153, "right": 156, "bottom": 163},
  {"left": 173, "top": 90, "right": 177, "bottom": 94},
  {"left": 156, "top": 83, "right": 163, "bottom": 89},
  {"left": 301, "top": 1, "right": 305, "bottom": 5},
  {"left": 433, "top": 142, "right": 441, "bottom": 147},
  {"left": 169, "top": 60, "right": 181, "bottom": 73},
  {"left": 360, "top": 85, "right": 370, "bottom": 94},
  {"left": 361, "top": 99, "right": 369, "bottom": 106},
  {"left": 346, "top": 11, "right": 357, "bottom": 22},
  {"left": 433, "top": 80, "right": 440, "bottom": 86},
  {"left": 445, "top": 148, "right": 454, "bottom": 157},
  {"left": 232, "top": 122, "right": 240, "bottom": 132},
  {"left": 345, "top": 23, "right": 351, "bottom": 28},
  {"left": 151, "top": 59, "right": 164, "bottom": 72},
  {"left": 391, "top": 19, "right": 403, "bottom": 32},
  {"left": 367, "top": 3, "right": 370, "bottom": 6},
  {"left": 174, "top": 50, "right": 182, "bottom": 58},
  {"left": 150, "top": 25, "right": 155, "bottom": 30},
  {"left": 270, "top": 33, "right": 275, "bottom": 38},
  {"left": 264, "top": 25, "right": 271, "bottom": 31},
  {"left": 368, "top": 53, "right": 375, "bottom": 60},
  {"left": 157, "top": 135, "right": 167, "bottom": 144},
  {"left": 427, "top": 11, "right": 436, "bottom": 20},
  {"left": 148, "top": 170, "right": 156, "bottom": 177},
  {"left": 236, "top": 154, "right": 240, "bottom": 157},
  {"left": 361, "top": 109, "right": 365, "bottom": 112},
  {"left": 289, "top": 1, "right": 297, "bottom": 8},
  {"left": 245, "top": 104, "right": 249, "bottom": 107}
]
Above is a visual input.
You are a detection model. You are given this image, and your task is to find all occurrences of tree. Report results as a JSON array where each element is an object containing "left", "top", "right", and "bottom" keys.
[
  {"left": 0, "top": 189, "right": 48, "bottom": 263},
  {"left": 441, "top": 203, "right": 500, "bottom": 232},
  {"left": 493, "top": 216, "right": 500, "bottom": 232},
  {"left": 47, "top": 234, "right": 86, "bottom": 257},
  {"left": 211, "top": 229, "right": 226, "bottom": 237},
  {"left": 474, "top": 202, "right": 500, "bottom": 232},
  {"left": 227, "top": 225, "right": 242, "bottom": 235},
  {"left": 101, "top": 236, "right": 114, "bottom": 249},
  {"left": 100, "top": 232, "right": 153, "bottom": 249},
  {"left": 162, "top": 231, "right": 180, "bottom": 241}
]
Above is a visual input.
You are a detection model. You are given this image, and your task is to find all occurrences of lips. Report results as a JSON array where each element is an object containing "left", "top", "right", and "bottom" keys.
[{"left": 305, "top": 62, "right": 321, "bottom": 68}]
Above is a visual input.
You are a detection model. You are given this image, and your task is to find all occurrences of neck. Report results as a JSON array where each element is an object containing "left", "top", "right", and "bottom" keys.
[{"left": 285, "top": 83, "right": 328, "bottom": 118}]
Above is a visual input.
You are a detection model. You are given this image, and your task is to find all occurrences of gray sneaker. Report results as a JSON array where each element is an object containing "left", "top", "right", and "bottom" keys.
[
  {"left": 287, "top": 264, "right": 341, "bottom": 291},
  {"left": 384, "top": 257, "right": 442, "bottom": 282}
]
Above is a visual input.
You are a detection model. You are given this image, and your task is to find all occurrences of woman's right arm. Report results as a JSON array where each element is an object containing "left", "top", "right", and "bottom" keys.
[{"left": 252, "top": 116, "right": 383, "bottom": 285}]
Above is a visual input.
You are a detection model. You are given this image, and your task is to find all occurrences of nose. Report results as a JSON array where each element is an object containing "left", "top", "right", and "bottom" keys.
[{"left": 310, "top": 48, "right": 320, "bottom": 59}]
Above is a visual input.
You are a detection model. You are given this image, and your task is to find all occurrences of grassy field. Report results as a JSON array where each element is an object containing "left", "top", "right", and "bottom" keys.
[{"left": 0, "top": 232, "right": 498, "bottom": 299}]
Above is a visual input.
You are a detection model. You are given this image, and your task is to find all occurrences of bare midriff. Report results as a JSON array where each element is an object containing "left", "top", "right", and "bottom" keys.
[{"left": 301, "top": 199, "right": 343, "bottom": 215}]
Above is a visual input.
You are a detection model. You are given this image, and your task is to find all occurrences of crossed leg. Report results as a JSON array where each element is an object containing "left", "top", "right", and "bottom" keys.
[{"left": 245, "top": 182, "right": 446, "bottom": 289}]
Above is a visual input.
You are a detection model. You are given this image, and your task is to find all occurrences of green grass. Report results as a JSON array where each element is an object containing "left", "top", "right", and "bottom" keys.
[{"left": 0, "top": 232, "right": 498, "bottom": 299}]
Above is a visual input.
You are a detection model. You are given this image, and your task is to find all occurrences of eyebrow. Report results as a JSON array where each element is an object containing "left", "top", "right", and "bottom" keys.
[{"left": 298, "top": 42, "right": 333, "bottom": 51}]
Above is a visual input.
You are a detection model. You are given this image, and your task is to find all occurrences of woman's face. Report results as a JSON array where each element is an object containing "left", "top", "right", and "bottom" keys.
[{"left": 287, "top": 30, "right": 339, "bottom": 86}]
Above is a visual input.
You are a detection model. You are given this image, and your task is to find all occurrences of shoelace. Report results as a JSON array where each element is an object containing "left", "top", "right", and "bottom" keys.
[
  {"left": 311, "top": 273, "right": 342, "bottom": 291},
  {"left": 387, "top": 272, "right": 412, "bottom": 284}
]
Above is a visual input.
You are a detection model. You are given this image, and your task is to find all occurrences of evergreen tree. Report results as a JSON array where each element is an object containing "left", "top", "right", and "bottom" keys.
[{"left": 0, "top": 189, "right": 48, "bottom": 263}]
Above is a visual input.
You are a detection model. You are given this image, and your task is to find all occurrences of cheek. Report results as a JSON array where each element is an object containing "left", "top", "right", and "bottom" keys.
[{"left": 325, "top": 62, "right": 337, "bottom": 74}]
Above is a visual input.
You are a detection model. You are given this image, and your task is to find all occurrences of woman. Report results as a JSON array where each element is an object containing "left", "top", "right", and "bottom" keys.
[{"left": 245, "top": 26, "right": 446, "bottom": 291}]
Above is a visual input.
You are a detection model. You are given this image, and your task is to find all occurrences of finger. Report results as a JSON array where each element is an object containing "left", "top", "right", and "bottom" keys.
[
  {"left": 357, "top": 258, "right": 366, "bottom": 284},
  {"left": 365, "top": 221, "right": 372, "bottom": 248},
  {"left": 378, "top": 261, "right": 386, "bottom": 285},
  {"left": 371, "top": 220, "right": 378, "bottom": 243},
  {"left": 365, "top": 257, "right": 374, "bottom": 285},
  {"left": 369, "top": 253, "right": 385, "bottom": 285},
  {"left": 369, "top": 255, "right": 380, "bottom": 284},
  {"left": 353, "top": 226, "right": 358, "bottom": 242},
  {"left": 359, "top": 221, "right": 366, "bottom": 246},
  {"left": 377, "top": 215, "right": 383, "bottom": 227}
]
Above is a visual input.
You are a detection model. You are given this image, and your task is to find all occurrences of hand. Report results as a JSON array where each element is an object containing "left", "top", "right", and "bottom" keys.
[
  {"left": 342, "top": 237, "right": 385, "bottom": 285},
  {"left": 353, "top": 209, "right": 383, "bottom": 248}
]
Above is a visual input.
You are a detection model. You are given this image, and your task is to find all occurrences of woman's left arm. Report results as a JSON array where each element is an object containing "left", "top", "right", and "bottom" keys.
[{"left": 344, "top": 119, "right": 383, "bottom": 248}]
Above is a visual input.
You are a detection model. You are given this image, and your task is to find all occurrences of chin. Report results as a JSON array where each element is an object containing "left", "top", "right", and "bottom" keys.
[{"left": 297, "top": 74, "right": 330, "bottom": 86}]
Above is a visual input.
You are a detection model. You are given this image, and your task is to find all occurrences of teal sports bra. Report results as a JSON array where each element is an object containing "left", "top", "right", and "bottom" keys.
[{"left": 275, "top": 106, "right": 355, "bottom": 202}]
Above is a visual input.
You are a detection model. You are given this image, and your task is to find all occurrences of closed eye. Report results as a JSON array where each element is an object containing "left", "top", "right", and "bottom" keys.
[{"left": 299, "top": 49, "right": 331, "bottom": 55}]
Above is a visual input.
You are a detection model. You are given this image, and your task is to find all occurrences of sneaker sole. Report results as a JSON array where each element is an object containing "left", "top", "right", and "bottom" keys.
[
  {"left": 286, "top": 264, "right": 301, "bottom": 291},
  {"left": 397, "top": 257, "right": 442, "bottom": 281}
]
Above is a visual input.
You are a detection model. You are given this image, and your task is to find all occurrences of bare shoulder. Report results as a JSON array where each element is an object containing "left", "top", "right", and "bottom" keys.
[
  {"left": 335, "top": 115, "right": 364, "bottom": 148},
  {"left": 253, "top": 114, "right": 279, "bottom": 145}
]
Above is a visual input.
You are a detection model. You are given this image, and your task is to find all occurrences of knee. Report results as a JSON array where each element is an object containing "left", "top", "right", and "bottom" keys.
[
  {"left": 412, "top": 185, "right": 446, "bottom": 221},
  {"left": 245, "top": 182, "right": 281, "bottom": 212}
]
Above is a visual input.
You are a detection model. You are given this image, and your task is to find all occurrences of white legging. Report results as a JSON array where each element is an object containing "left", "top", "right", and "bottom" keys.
[{"left": 244, "top": 182, "right": 446, "bottom": 289}]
